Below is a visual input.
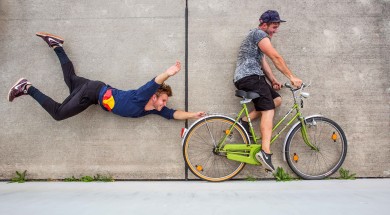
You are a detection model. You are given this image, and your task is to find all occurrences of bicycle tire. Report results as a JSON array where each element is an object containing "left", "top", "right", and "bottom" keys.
[
  {"left": 183, "top": 116, "right": 248, "bottom": 182},
  {"left": 285, "top": 116, "right": 347, "bottom": 180}
]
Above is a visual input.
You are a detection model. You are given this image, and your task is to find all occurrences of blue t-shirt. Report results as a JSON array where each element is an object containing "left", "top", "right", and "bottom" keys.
[
  {"left": 98, "top": 79, "right": 176, "bottom": 120},
  {"left": 234, "top": 28, "right": 269, "bottom": 83}
]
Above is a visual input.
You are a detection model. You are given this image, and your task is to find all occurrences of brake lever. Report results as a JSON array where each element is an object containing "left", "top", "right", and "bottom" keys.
[{"left": 304, "top": 81, "right": 312, "bottom": 88}]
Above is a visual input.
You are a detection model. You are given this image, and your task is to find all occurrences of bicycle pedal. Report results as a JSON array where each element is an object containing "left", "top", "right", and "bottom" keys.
[{"left": 264, "top": 169, "right": 273, "bottom": 174}]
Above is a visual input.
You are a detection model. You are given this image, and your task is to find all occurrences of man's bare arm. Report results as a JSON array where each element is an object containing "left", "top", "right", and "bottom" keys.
[
  {"left": 155, "top": 61, "right": 181, "bottom": 84},
  {"left": 261, "top": 56, "right": 282, "bottom": 90},
  {"left": 173, "top": 110, "right": 206, "bottom": 120},
  {"left": 259, "top": 38, "right": 302, "bottom": 87}
]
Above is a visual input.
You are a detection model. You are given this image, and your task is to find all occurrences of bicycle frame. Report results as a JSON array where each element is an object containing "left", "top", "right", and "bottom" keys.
[
  {"left": 230, "top": 103, "right": 303, "bottom": 145},
  {"left": 216, "top": 85, "right": 318, "bottom": 165}
]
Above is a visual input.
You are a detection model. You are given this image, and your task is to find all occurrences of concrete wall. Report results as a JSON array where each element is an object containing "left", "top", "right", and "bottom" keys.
[{"left": 1, "top": 0, "right": 389, "bottom": 180}]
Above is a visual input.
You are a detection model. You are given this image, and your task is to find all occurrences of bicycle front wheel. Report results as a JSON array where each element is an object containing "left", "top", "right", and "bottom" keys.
[
  {"left": 183, "top": 116, "right": 249, "bottom": 182},
  {"left": 285, "top": 116, "right": 347, "bottom": 180}
]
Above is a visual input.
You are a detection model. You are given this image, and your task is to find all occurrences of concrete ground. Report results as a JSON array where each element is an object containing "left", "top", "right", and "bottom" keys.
[{"left": 0, "top": 179, "right": 389, "bottom": 215}]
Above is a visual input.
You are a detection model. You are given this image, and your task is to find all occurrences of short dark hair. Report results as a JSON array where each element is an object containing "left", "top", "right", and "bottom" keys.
[
  {"left": 156, "top": 83, "right": 172, "bottom": 97},
  {"left": 259, "top": 22, "right": 281, "bottom": 27}
]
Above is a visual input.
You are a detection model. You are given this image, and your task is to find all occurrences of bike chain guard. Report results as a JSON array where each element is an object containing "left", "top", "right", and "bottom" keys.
[{"left": 223, "top": 144, "right": 261, "bottom": 165}]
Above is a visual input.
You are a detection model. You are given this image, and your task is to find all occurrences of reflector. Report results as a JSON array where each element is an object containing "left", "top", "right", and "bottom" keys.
[
  {"left": 293, "top": 153, "right": 299, "bottom": 163},
  {"left": 196, "top": 165, "right": 203, "bottom": 171},
  {"left": 332, "top": 132, "right": 337, "bottom": 142},
  {"left": 181, "top": 128, "right": 187, "bottom": 138}
]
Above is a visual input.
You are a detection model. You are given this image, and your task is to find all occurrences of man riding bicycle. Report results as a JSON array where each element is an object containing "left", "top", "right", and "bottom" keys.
[{"left": 234, "top": 10, "right": 303, "bottom": 171}]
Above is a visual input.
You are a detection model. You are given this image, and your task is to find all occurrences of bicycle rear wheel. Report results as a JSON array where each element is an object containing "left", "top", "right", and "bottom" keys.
[
  {"left": 285, "top": 116, "right": 347, "bottom": 180},
  {"left": 183, "top": 116, "right": 248, "bottom": 182}
]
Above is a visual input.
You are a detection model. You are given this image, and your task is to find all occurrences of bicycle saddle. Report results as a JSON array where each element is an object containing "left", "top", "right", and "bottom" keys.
[{"left": 235, "top": 90, "right": 260, "bottom": 99}]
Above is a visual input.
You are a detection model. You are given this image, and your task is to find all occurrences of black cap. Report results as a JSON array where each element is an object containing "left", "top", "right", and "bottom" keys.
[{"left": 259, "top": 10, "right": 286, "bottom": 24}]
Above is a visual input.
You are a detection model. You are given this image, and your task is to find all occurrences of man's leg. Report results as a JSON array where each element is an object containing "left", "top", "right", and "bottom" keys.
[
  {"left": 26, "top": 81, "right": 101, "bottom": 121},
  {"left": 8, "top": 78, "right": 90, "bottom": 121},
  {"left": 242, "top": 96, "right": 281, "bottom": 121},
  {"left": 273, "top": 97, "right": 282, "bottom": 108},
  {"left": 241, "top": 96, "right": 281, "bottom": 136},
  {"left": 259, "top": 109, "right": 274, "bottom": 154},
  {"left": 36, "top": 32, "right": 89, "bottom": 94},
  {"left": 54, "top": 47, "right": 90, "bottom": 94},
  {"left": 242, "top": 111, "right": 261, "bottom": 123},
  {"left": 251, "top": 77, "right": 279, "bottom": 171},
  {"left": 7, "top": 32, "right": 104, "bottom": 120},
  {"left": 255, "top": 109, "right": 276, "bottom": 172}
]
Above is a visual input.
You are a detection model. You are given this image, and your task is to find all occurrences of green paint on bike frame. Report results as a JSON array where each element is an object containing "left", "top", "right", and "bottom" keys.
[
  {"left": 270, "top": 104, "right": 300, "bottom": 144},
  {"left": 223, "top": 144, "right": 261, "bottom": 165},
  {"left": 299, "top": 116, "right": 319, "bottom": 151},
  {"left": 216, "top": 107, "right": 248, "bottom": 151},
  {"left": 217, "top": 91, "right": 318, "bottom": 164}
]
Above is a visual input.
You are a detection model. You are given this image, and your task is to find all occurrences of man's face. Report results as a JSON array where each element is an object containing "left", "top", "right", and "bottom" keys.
[
  {"left": 263, "top": 22, "right": 280, "bottom": 38},
  {"left": 152, "top": 93, "right": 169, "bottom": 111}
]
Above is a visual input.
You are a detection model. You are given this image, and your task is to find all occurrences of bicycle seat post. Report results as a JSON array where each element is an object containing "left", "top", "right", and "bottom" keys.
[{"left": 240, "top": 98, "right": 252, "bottom": 104}]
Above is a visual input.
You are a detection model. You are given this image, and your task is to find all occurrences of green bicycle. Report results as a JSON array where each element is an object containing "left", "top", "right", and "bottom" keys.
[{"left": 182, "top": 83, "right": 347, "bottom": 182}]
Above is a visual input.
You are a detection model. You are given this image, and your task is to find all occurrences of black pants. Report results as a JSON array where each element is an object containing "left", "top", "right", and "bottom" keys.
[{"left": 28, "top": 47, "right": 105, "bottom": 121}]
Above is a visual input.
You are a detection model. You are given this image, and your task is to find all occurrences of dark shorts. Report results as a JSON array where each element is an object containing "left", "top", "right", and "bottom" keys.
[{"left": 234, "top": 75, "right": 281, "bottom": 111}]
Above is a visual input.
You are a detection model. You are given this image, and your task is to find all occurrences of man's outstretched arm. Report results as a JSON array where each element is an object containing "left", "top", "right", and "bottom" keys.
[
  {"left": 173, "top": 110, "right": 206, "bottom": 120},
  {"left": 155, "top": 61, "right": 181, "bottom": 84}
]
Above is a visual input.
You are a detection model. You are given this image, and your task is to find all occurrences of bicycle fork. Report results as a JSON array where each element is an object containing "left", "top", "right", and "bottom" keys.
[{"left": 299, "top": 117, "right": 319, "bottom": 151}]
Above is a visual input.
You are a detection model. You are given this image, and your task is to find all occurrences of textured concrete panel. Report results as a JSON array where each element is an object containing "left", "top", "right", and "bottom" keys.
[
  {"left": 188, "top": 0, "right": 389, "bottom": 179},
  {"left": 0, "top": 0, "right": 186, "bottom": 179}
]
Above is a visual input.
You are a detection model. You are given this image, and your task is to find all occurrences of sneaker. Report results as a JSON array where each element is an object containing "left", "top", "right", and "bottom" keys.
[
  {"left": 36, "top": 32, "right": 64, "bottom": 48},
  {"left": 256, "top": 150, "right": 275, "bottom": 172},
  {"left": 8, "top": 78, "right": 31, "bottom": 102},
  {"left": 239, "top": 119, "right": 252, "bottom": 138}
]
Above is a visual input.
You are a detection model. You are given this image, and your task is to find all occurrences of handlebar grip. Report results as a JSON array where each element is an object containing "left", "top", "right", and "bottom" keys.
[{"left": 284, "top": 82, "right": 306, "bottom": 90}]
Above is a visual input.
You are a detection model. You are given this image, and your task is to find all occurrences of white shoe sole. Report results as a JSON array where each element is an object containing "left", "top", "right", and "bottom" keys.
[{"left": 36, "top": 32, "right": 64, "bottom": 42}]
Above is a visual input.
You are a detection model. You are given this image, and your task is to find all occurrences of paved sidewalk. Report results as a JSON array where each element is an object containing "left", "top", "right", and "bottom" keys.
[{"left": 1, "top": 179, "right": 389, "bottom": 215}]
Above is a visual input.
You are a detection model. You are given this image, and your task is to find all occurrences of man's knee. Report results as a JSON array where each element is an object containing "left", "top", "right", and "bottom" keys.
[{"left": 274, "top": 97, "right": 282, "bottom": 107}]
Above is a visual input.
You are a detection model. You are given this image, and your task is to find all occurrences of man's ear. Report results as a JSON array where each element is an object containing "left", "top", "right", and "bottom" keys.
[
  {"left": 259, "top": 22, "right": 268, "bottom": 30},
  {"left": 152, "top": 94, "right": 157, "bottom": 101}
]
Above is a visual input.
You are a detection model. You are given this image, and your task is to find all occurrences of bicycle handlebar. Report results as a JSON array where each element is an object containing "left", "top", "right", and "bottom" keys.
[
  {"left": 284, "top": 83, "right": 306, "bottom": 90},
  {"left": 284, "top": 82, "right": 311, "bottom": 99}
]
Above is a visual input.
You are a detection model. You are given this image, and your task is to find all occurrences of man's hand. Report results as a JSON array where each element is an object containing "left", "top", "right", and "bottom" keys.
[
  {"left": 165, "top": 61, "right": 181, "bottom": 77},
  {"left": 192, "top": 112, "right": 206, "bottom": 119},
  {"left": 155, "top": 61, "right": 181, "bottom": 84},
  {"left": 290, "top": 76, "right": 303, "bottom": 88},
  {"left": 271, "top": 80, "right": 282, "bottom": 90}
]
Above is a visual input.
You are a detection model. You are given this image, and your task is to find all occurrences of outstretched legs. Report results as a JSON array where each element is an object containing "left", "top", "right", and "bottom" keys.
[{"left": 8, "top": 32, "right": 105, "bottom": 121}]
